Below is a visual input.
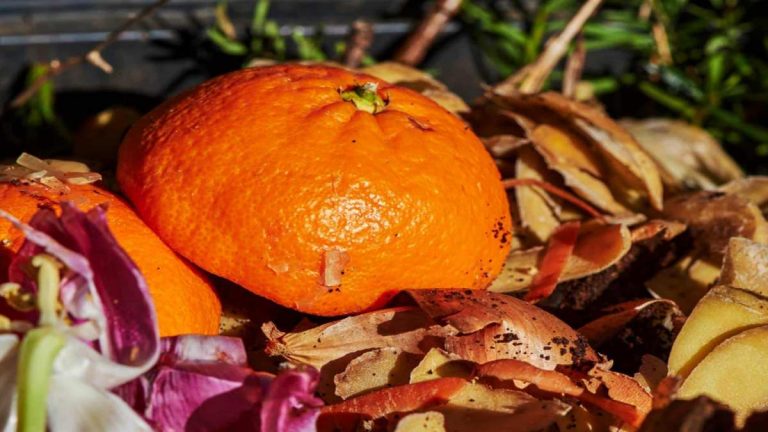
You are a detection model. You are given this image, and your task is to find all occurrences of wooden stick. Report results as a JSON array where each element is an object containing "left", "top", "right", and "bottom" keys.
[
  {"left": 343, "top": 20, "right": 374, "bottom": 68},
  {"left": 393, "top": 0, "right": 462, "bottom": 66},
  {"left": 562, "top": 35, "right": 586, "bottom": 98},
  {"left": 9, "top": 0, "right": 170, "bottom": 109},
  {"left": 496, "top": 0, "right": 603, "bottom": 95}
]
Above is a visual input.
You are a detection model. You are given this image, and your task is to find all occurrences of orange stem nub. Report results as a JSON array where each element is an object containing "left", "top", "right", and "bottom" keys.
[{"left": 340, "top": 82, "right": 387, "bottom": 114}]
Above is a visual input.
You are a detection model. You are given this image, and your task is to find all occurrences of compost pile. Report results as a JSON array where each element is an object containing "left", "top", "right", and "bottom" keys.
[{"left": 2, "top": 1, "right": 768, "bottom": 432}]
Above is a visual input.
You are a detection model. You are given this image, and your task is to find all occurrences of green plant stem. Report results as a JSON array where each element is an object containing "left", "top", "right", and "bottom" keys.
[
  {"left": 17, "top": 328, "right": 66, "bottom": 432},
  {"left": 639, "top": 81, "right": 768, "bottom": 143}
]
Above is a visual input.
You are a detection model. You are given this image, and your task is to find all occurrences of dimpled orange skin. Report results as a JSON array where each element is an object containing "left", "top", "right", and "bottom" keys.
[
  {"left": 117, "top": 64, "right": 512, "bottom": 316},
  {"left": 0, "top": 182, "right": 221, "bottom": 336}
]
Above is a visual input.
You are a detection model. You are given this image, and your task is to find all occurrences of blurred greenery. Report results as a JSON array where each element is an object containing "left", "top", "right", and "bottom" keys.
[
  {"left": 205, "top": 0, "right": 373, "bottom": 66},
  {"left": 5, "top": 0, "right": 768, "bottom": 171},
  {"left": 461, "top": 0, "right": 768, "bottom": 168}
]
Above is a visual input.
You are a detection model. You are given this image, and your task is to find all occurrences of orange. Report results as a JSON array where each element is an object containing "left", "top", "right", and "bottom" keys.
[
  {"left": 0, "top": 182, "right": 221, "bottom": 336},
  {"left": 117, "top": 64, "right": 511, "bottom": 316}
]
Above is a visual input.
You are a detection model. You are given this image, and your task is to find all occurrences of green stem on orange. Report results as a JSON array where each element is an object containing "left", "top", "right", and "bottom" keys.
[{"left": 340, "top": 82, "right": 387, "bottom": 114}]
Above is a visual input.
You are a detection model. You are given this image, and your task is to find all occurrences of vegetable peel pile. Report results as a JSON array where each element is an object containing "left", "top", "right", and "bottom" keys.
[{"left": 2, "top": 36, "right": 768, "bottom": 432}]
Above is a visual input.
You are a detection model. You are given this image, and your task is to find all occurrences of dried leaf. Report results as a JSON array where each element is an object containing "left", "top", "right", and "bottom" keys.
[
  {"left": 525, "top": 221, "right": 581, "bottom": 302},
  {"left": 490, "top": 222, "right": 631, "bottom": 293},
  {"left": 407, "top": 290, "right": 599, "bottom": 369},
  {"left": 578, "top": 299, "right": 680, "bottom": 346},
  {"left": 334, "top": 348, "right": 421, "bottom": 400},
  {"left": 622, "top": 118, "right": 743, "bottom": 191},
  {"left": 263, "top": 307, "right": 452, "bottom": 369}
]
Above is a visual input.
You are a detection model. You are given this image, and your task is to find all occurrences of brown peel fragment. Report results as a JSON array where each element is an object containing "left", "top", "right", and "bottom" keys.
[
  {"left": 578, "top": 299, "right": 681, "bottom": 346},
  {"left": 407, "top": 289, "right": 599, "bottom": 369},
  {"left": 720, "top": 176, "right": 768, "bottom": 214},
  {"left": 410, "top": 348, "right": 473, "bottom": 383},
  {"left": 334, "top": 347, "right": 421, "bottom": 400},
  {"left": 490, "top": 222, "right": 631, "bottom": 294},
  {"left": 663, "top": 190, "right": 768, "bottom": 263},
  {"left": 529, "top": 124, "right": 632, "bottom": 215},
  {"left": 515, "top": 146, "right": 563, "bottom": 242},
  {"left": 394, "top": 412, "right": 446, "bottom": 432},
  {"left": 318, "top": 377, "right": 468, "bottom": 431},
  {"left": 478, "top": 359, "right": 651, "bottom": 427},
  {"left": 487, "top": 91, "right": 663, "bottom": 211},
  {"left": 544, "top": 219, "right": 688, "bottom": 315},
  {"left": 622, "top": 118, "right": 743, "bottom": 191},
  {"left": 433, "top": 383, "right": 569, "bottom": 432},
  {"left": 525, "top": 221, "right": 581, "bottom": 302},
  {"left": 263, "top": 306, "right": 452, "bottom": 369},
  {"left": 639, "top": 396, "right": 736, "bottom": 432}
]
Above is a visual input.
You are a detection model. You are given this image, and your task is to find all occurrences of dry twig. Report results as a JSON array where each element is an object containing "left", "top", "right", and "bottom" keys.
[
  {"left": 9, "top": 0, "right": 170, "bottom": 109},
  {"left": 393, "top": 0, "right": 462, "bottom": 66},
  {"left": 343, "top": 20, "right": 374, "bottom": 69},
  {"left": 562, "top": 35, "right": 586, "bottom": 99},
  {"left": 496, "top": 0, "right": 604, "bottom": 95}
]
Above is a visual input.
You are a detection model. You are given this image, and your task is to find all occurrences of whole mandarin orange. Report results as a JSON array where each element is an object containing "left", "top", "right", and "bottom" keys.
[
  {"left": 0, "top": 181, "right": 221, "bottom": 336},
  {"left": 117, "top": 64, "right": 511, "bottom": 316}
]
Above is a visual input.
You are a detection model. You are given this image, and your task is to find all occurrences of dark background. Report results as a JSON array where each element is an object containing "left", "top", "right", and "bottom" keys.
[{"left": 0, "top": 1, "right": 484, "bottom": 108}]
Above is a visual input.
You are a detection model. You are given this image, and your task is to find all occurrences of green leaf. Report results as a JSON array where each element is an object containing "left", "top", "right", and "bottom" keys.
[
  {"left": 251, "top": 0, "right": 270, "bottom": 35},
  {"left": 206, "top": 28, "right": 248, "bottom": 56},
  {"left": 292, "top": 30, "right": 326, "bottom": 61},
  {"left": 214, "top": 0, "right": 236, "bottom": 39}
]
